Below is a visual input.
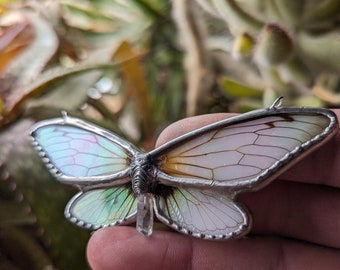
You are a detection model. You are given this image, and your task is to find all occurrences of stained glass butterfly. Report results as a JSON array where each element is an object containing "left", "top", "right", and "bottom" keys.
[{"left": 30, "top": 97, "right": 337, "bottom": 239}]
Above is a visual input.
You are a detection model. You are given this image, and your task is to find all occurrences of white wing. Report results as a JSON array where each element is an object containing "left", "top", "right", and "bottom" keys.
[
  {"left": 30, "top": 115, "right": 139, "bottom": 185},
  {"left": 154, "top": 187, "right": 250, "bottom": 239},
  {"left": 153, "top": 108, "right": 337, "bottom": 191}
]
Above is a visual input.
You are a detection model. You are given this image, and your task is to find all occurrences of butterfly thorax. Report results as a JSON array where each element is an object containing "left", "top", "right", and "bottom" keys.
[{"left": 130, "top": 153, "right": 157, "bottom": 195}]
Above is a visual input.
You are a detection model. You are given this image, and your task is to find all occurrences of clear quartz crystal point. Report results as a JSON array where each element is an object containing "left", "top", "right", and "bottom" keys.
[{"left": 136, "top": 193, "right": 154, "bottom": 237}]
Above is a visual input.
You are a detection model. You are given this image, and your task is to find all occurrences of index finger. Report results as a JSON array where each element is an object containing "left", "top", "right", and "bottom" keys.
[
  {"left": 87, "top": 226, "right": 340, "bottom": 270},
  {"left": 155, "top": 110, "right": 340, "bottom": 188}
]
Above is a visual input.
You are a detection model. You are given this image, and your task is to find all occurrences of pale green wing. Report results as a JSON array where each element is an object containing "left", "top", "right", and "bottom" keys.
[{"left": 65, "top": 185, "right": 137, "bottom": 229}]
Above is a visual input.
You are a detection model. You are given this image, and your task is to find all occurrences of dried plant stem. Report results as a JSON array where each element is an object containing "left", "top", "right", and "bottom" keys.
[{"left": 172, "top": 0, "right": 214, "bottom": 116}]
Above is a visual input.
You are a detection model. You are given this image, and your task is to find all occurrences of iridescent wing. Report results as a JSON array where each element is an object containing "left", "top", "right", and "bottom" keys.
[
  {"left": 30, "top": 114, "right": 140, "bottom": 229},
  {"left": 66, "top": 185, "right": 137, "bottom": 229},
  {"left": 29, "top": 100, "right": 338, "bottom": 239},
  {"left": 154, "top": 186, "right": 249, "bottom": 239},
  {"left": 152, "top": 105, "right": 337, "bottom": 192},
  {"left": 30, "top": 113, "right": 139, "bottom": 186},
  {"left": 149, "top": 104, "right": 337, "bottom": 238}
]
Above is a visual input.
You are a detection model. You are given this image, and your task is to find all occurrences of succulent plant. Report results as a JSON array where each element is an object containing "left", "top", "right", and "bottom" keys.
[
  {"left": 0, "top": 1, "right": 179, "bottom": 268},
  {"left": 172, "top": 0, "right": 340, "bottom": 114},
  {"left": 0, "top": 0, "right": 338, "bottom": 268}
]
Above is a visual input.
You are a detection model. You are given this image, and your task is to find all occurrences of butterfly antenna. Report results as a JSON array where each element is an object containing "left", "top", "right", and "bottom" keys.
[
  {"left": 61, "top": 111, "right": 68, "bottom": 121},
  {"left": 269, "top": 96, "right": 284, "bottom": 110}
]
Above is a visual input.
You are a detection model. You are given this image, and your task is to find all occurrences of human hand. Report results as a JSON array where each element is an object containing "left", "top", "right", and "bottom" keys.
[{"left": 87, "top": 112, "right": 340, "bottom": 270}]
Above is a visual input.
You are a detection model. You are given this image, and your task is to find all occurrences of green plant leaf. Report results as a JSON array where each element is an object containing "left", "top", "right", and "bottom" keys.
[
  {"left": 298, "top": 30, "right": 340, "bottom": 73},
  {"left": 218, "top": 76, "right": 263, "bottom": 98}
]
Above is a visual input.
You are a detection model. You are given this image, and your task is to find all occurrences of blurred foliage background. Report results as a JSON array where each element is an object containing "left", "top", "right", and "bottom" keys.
[{"left": 0, "top": 0, "right": 339, "bottom": 269}]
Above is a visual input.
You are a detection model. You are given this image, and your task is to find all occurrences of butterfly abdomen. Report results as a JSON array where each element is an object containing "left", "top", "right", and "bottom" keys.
[{"left": 130, "top": 153, "right": 157, "bottom": 195}]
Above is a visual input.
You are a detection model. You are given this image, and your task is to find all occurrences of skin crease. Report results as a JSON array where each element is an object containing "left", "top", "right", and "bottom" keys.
[{"left": 87, "top": 110, "right": 340, "bottom": 270}]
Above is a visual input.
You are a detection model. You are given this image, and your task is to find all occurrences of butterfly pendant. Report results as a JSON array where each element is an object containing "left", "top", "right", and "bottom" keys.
[{"left": 30, "top": 98, "right": 337, "bottom": 239}]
